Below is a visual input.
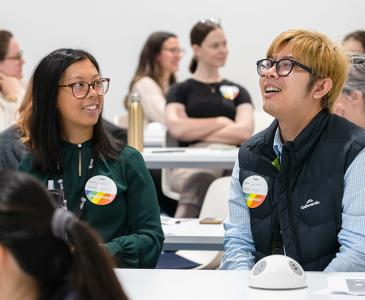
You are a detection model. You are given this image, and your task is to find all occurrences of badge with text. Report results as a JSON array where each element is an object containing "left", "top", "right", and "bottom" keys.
[
  {"left": 85, "top": 175, "right": 117, "bottom": 205},
  {"left": 242, "top": 175, "right": 268, "bottom": 208},
  {"left": 219, "top": 85, "right": 240, "bottom": 100}
]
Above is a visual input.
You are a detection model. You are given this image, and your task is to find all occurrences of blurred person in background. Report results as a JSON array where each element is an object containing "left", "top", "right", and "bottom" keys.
[
  {"left": 165, "top": 19, "right": 254, "bottom": 218},
  {"left": 0, "top": 29, "right": 26, "bottom": 132},
  {"left": 125, "top": 31, "right": 183, "bottom": 125},
  {"left": 123, "top": 31, "right": 183, "bottom": 216},
  {"left": 343, "top": 30, "right": 365, "bottom": 53},
  {"left": 333, "top": 55, "right": 365, "bottom": 128}
]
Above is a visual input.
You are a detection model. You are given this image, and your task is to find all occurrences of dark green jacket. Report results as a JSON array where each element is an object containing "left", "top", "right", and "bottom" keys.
[{"left": 18, "top": 141, "right": 164, "bottom": 268}]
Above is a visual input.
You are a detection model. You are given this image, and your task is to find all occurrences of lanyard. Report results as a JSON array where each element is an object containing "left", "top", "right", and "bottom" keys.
[{"left": 48, "top": 157, "right": 95, "bottom": 219}]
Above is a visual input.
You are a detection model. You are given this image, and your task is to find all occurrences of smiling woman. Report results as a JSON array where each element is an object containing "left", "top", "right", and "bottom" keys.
[{"left": 17, "top": 48, "right": 164, "bottom": 268}]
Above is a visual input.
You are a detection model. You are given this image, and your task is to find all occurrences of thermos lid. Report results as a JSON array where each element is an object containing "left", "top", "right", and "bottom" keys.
[{"left": 129, "top": 92, "right": 141, "bottom": 102}]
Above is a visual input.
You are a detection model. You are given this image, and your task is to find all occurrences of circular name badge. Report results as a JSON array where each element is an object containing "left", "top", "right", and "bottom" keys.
[
  {"left": 85, "top": 175, "right": 117, "bottom": 205},
  {"left": 242, "top": 175, "right": 268, "bottom": 208}
]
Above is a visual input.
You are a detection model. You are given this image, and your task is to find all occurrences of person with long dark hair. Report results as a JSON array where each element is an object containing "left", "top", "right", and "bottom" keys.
[
  {"left": 0, "top": 76, "right": 126, "bottom": 171},
  {"left": 0, "top": 170, "right": 128, "bottom": 300},
  {"left": 0, "top": 29, "right": 27, "bottom": 132},
  {"left": 18, "top": 48, "right": 164, "bottom": 268},
  {"left": 165, "top": 19, "right": 254, "bottom": 217},
  {"left": 124, "top": 31, "right": 182, "bottom": 125},
  {"left": 122, "top": 31, "right": 183, "bottom": 216}
]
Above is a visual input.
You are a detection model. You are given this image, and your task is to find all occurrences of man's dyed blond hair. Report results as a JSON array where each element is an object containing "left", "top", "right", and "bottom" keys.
[{"left": 266, "top": 29, "right": 349, "bottom": 110}]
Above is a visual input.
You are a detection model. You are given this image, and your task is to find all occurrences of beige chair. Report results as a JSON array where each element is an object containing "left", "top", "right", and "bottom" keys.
[
  {"left": 176, "top": 176, "right": 231, "bottom": 269},
  {"left": 161, "top": 131, "right": 181, "bottom": 201}
]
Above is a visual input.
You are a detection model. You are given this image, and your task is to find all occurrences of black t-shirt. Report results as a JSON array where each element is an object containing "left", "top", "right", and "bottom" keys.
[
  {"left": 166, "top": 78, "right": 252, "bottom": 146},
  {"left": 166, "top": 78, "right": 252, "bottom": 120}
]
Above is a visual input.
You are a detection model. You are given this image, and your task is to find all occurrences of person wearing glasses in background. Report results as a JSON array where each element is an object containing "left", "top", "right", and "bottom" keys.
[
  {"left": 165, "top": 19, "right": 254, "bottom": 218},
  {"left": 18, "top": 48, "right": 164, "bottom": 268},
  {"left": 0, "top": 29, "right": 26, "bottom": 132},
  {"left": 123, "top": 31, "right": 183, "bottom": 216},
  {"left": 125, "top": 31, "right": 183, "bottom": 125},
  {"left": 221, "top": 29, "right": 365, "bottom": 271},
  {"left": 333, "top": 55, "right": 365, "bottom": 128}
]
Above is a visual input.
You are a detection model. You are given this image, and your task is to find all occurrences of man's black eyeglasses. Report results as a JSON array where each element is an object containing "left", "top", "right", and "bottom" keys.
[{"left": 256, "top": 58, "right": 312, "bottom": 77}]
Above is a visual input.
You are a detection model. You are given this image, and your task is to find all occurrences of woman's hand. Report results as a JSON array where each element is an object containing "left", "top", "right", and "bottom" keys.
[{"left": 0, "top": 72, "right": 21, "bottom": 101}]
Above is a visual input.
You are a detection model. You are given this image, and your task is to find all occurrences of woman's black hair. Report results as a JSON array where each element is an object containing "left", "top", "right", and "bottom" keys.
[
  {"left": 29, "top": 48, "right": 123, "bottom": 173},
  {"left": 0, "top": 171, "right": 128, "bottom": 300},
  {"left": 189, "top": 21, "right": 222, "bottom": 73}
]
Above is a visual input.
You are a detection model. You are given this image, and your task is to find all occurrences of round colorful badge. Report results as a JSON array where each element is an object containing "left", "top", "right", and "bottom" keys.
[
  {"left": 85, "top": 175, "right": 117, "bottom": 205},
  {"left": 242, "top": 175, "right": 268, "bottom": 208}
]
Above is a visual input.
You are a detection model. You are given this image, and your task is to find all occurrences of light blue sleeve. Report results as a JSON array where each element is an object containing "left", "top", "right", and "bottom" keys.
[
  {"left": 220, "top": 159, "right": 256, "bottom": 270},
  {"left": 325, "top": 148, "right": 365, "bottom": 272}
]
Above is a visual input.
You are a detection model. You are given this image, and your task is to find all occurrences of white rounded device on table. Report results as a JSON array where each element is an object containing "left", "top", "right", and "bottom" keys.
[{"left": 248, "top": 255, "right": 307, "bottom": 290}]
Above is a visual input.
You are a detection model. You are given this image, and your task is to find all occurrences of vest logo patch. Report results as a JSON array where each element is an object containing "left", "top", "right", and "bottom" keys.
[{"left": 300, "top": 198, "right": 320, "bottom": 210}]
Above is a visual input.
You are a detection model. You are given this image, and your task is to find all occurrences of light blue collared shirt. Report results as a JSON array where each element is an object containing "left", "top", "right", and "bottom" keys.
[{"left": 221, "top": 128, "right": 365, "bottom": 271}]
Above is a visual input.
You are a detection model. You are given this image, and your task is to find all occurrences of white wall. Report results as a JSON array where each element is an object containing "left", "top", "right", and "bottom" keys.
[{"left": 1, "top": 0, "right": 364, "bottom": 121}]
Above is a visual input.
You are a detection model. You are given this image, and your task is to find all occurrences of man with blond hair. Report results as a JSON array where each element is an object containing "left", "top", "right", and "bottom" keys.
[{"left": 221, "top": 29, "right": 365, "bottom": 271}]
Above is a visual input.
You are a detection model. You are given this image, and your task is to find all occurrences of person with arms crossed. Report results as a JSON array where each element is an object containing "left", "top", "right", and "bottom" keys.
[
  {"left": 221, "top": 29, "right": 365, "bottom": 271},
  {"left": 166, "top": 19, "right": 254, "bottom": 218},
  {"left": 18, "top": 48, "right": 164, "bottom": 268}
]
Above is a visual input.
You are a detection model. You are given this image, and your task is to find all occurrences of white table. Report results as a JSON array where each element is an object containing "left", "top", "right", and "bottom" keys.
[
  {"left": 162, "top": 219, "right": 224, "bottom": 251},
  {"left": 142, "top": 147, "right": 239, "bottom": 169},
  {"left": 115, "top": 269, "right": 365, "bottom": 300}
]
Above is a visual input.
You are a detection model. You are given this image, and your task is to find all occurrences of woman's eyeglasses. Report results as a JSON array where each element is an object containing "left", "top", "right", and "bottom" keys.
[
  {"left": 4, "top": 50, "right": 23, "bottom": 61},
  {"left": 58, "top": 78, "right": 110, "bottom": 99}
]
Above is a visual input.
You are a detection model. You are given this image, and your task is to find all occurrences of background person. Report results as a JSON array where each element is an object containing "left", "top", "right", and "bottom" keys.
[
  {"left": 165, "top": 19, "right": 254, "bottom": 218},
  {"left": 123, "top": 31, "right": 183, "bottom": 216},
  {"left": 0, "top": 171, "right": 128, "bottom": 300},
  {"left": 333, "top": 54, "right": 365, "bottom": 128},
  {"left": 0, "top": 29, "right": 26, "bottom": 132},
  {"left": 125, "top": 31, "right": 182, "bottom": 125},
  {"left": 342, "top": 30, "right": 365, "bottom": 53},
  {"left": 221, "top": 29, "right": 365, "bottom": 271},
  {"left": 18, "top": 48, "right": 164, "bottom": 268}
]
